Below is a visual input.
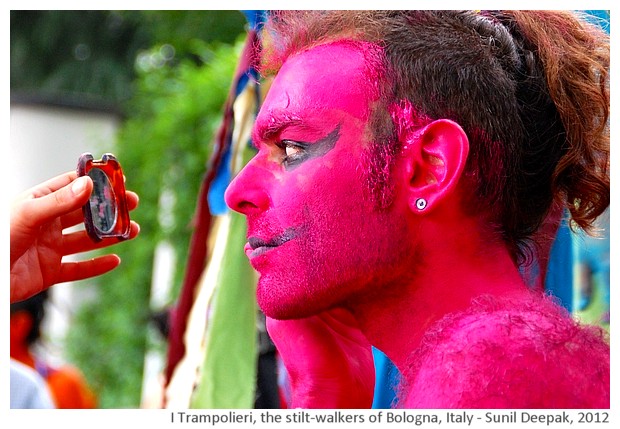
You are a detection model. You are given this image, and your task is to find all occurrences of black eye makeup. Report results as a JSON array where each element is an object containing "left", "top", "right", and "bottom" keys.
[
  {"left": 277, "top": 140, "right": 309, "bottom": 167},
  {"left": 277, "top": 124, "right": 341, "bottom": 170}
]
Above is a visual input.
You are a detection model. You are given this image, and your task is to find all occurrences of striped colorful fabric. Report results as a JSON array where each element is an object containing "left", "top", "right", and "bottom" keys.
[{"left": 164, "top": 13, "right": 265, "bottom": 408}]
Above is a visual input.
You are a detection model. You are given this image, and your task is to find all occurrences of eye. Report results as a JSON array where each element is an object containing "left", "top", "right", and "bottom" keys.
[
  {"left": 285, "top": 144, "right": 303, "bottom": 158},
  {"left": 278, "top": 140, "right": 309, "bottom": 168}
]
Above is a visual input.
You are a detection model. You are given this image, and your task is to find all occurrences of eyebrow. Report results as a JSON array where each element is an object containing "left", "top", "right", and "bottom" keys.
[{"left": 252, "top": 112, "right": 304, "bottom": 145}]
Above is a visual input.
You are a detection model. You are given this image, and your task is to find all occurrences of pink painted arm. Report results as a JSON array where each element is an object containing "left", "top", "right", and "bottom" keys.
[{"left": 267, "top": 307, "right": 375, "bottom": 408}]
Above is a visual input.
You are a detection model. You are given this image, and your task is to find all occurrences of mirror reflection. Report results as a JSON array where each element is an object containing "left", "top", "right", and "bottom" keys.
[{"left": 87, "top": 167, "right": 118, "bottom": 233}]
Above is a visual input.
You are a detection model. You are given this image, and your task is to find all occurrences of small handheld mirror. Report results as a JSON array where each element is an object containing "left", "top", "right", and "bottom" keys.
[{"left": 77, "top": 153, "right": 131, "bottom": 242}]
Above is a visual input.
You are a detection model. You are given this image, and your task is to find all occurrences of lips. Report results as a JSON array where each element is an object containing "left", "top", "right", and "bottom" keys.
[{"left": 246, "top": 227, "right": 299, "bottom": 258}]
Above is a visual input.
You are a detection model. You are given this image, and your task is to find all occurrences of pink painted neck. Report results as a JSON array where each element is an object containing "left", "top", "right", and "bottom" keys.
[{"left": 348, "top": 218, "right": 530, "bottom": 374}]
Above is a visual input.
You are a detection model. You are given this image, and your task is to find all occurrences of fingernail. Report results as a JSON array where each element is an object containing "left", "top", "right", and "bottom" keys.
[{"left": 72, "top": 176, "right": 88, "bottom": 195}]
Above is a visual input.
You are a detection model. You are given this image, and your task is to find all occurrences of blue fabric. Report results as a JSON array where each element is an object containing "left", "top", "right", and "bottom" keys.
[
  {"left": 544, "top": 216, "right": 574, "bottom": 312},
  {"left": 242, "top": 10, "right": 268, "bottom": 31},
  {"left": 208, "top": 144, "right": 233, "bottom": 215},
  {"left": 583, "top": 10, "right": 610, "bottom": 33},
  {"left": 207, "top": 11, "right": 265, "bottom": 216},
  {"left": 371, "top": 347, "right": 399, "bottom": 408}
]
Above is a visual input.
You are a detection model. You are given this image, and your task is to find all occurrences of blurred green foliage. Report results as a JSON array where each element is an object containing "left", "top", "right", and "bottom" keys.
[
  {"left": 11, "top": 10, "right": 246, "bottom": 408},
  {"left": 121, "top": 38, "right": 244, "bottom": 297},
  {"left": 11, "top": 10, "right": 246, "bottom": 104},
  {"left": 11, "top": 11, "right": 145, "bottom": 103},
  {"left": 66, "top": 38, "right": 244, "bottom": 408}
]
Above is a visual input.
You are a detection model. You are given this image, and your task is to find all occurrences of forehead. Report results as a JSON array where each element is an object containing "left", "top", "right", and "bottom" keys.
[{"left": 255, "top": 42, "right": 382, "bottom": 138}]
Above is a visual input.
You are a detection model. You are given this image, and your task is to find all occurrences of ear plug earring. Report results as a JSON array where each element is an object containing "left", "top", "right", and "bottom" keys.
[{"left": 415, "top": 198, "right": 427, "bottom": 210}]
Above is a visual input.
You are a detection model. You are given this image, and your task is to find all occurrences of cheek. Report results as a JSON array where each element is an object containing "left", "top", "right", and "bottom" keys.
[
  {"left": 298, "top": 168, "right": 382, "bottom": 264},
  {"left": 274, "top": 158, "right": 363, "bottom": 224}
]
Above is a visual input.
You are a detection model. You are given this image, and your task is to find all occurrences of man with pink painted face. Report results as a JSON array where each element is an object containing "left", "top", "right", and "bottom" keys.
[{"left": 225, "top": 11, "right": 610, "bottom": 408}]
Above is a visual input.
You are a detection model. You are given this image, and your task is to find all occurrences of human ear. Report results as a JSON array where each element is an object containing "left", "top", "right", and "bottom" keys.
[{"left": 400, "top": 119, "right": 469, "bottom": 213}]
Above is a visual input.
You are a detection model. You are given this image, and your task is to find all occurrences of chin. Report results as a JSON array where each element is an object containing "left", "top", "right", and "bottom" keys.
[
  {"left": 256, "top": 279, "right": 328, "bottom": 320},
  {"left": 257, "top": 294, "right": 318, "bottom": 320}
]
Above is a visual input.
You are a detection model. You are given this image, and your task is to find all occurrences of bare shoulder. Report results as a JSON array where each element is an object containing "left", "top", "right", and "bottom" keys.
[{"left": 401, "top": 296, "right": 609, "bottom": 408}]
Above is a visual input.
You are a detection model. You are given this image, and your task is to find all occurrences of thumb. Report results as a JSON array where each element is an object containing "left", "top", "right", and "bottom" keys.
[{"left": 26, "top": 176, "right": 93, "bottom": 227}]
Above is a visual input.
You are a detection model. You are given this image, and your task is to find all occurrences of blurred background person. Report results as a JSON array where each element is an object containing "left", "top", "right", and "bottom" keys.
[
  {"left": 10, "top": 358, "right": 55, "bottom": 409},
  {"left": 11, "top": 290, "right": 97, "bottom": 408}
]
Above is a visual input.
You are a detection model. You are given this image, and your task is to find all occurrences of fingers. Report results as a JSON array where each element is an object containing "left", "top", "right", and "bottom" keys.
[
  {"left": 62, "top": 220, "right": 140, "bottom": 255},
  {"left": 60, "top": 207, "right": 89, "bottom": 230},
  {"left": 24, "top": 171, "right": 78, "bottom": 198},
  {"left": 57, "top": 254, "right": 122, "bottom": 284},
  {"left": 126, "top": 190, "right": 139, "bottom": 211},
  {"left": 16, "top": 175, "right": 93, "bottom": 230},
  {"left": 266, "top": 311, "right": 375, "bottom": 409}
]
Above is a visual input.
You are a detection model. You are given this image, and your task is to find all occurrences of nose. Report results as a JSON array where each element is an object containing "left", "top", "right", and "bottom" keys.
[{"left": 225, "top": 162, "right": 271, "bottom": 215}]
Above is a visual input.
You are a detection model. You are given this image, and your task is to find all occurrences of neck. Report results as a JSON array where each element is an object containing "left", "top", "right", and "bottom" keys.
[{"left": 348, "top": 220, "right": 531, "bottom": 375}]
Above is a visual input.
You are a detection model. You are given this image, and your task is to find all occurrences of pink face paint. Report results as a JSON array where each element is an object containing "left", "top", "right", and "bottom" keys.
[{"left": 226, "top": 42, "right": 418, "bottom": 319}]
